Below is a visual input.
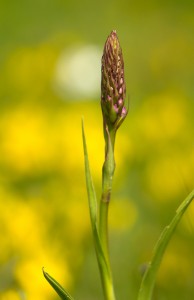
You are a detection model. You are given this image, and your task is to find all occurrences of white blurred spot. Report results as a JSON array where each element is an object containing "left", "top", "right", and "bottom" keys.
[{"left": 53, "top": 45, "right": 102, "bottom": 100}]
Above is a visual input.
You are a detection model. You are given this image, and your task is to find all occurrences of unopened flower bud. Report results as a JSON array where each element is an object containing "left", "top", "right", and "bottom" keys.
[{"left": 101, "top": 30, "right": 127, "bottom": 130}]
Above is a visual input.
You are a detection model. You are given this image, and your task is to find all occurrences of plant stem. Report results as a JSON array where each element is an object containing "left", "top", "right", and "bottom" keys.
[{"left": 98, "top": 127, "right": 116, "bottom": 300}]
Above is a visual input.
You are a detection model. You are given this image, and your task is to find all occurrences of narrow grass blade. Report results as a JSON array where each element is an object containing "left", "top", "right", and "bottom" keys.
[
  {"left": 43, "top": 268, "right": 74, "bottom": 300},
  {"left": 81, "top": 118, "right": 97, "bottom": 227},
  {"left": 138, "top": 189, "right": 194, "bottom": 300},
  {"left": 81, "top": 119, "right": 110, "bottom": 276}
]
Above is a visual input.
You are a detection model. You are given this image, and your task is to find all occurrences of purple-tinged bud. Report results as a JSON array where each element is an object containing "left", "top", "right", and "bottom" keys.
[
  {"left": 101, "top": 30, "right": 128, "bottom": 130},
  {"left": 118, "top": 99, "right": 123, "bottom": 106},
  {"left": 119, "top": 87, "right": 123, "bottom": 95},
  {"left": 113, "top": 104, "right": 119, "bottom": 113},
  {"left": 121, "top": 106, "right": 127, "bottom": 117}
]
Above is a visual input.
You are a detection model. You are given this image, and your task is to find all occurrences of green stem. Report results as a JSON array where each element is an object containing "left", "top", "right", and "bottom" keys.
[
  {"left": 82, "top": 119, "right": 116, "bottom": 300},
  {"left": 98, "top": 126, "right": 116, "bottom": 300}
]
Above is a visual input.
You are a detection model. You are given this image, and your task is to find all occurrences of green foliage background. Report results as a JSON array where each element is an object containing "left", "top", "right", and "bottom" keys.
[{"left": 0, "top": 1, "right": 194, "bottom": 299}]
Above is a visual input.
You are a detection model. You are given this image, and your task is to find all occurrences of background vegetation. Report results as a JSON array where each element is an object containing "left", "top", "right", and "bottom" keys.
[{"left": 0, "top": 0, "right": 194, "bottom": 299}]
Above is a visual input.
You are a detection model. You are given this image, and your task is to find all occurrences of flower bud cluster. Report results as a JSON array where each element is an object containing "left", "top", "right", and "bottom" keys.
[{"left": 101, "top": 30, "right": 127, "bottom": 130}]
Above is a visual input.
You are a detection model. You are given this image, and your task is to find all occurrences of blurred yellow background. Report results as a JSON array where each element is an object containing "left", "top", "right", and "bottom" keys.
[{"left": 0, "top": 1, "right": 194, "bottom": 299}]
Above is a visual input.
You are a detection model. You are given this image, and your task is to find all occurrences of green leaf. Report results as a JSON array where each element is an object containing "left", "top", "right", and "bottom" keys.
[
  {"left": 81, "top": 118, "right": 97, "bottom": 228},
  {"left": 138, "top": 189, "right": 194, "bottom": 300},
  {"left": 43, "top": 268, "right": 74, "bottom": 300},
  {"left": 81, "top": 119, "right": 110, "bottom": 277}
]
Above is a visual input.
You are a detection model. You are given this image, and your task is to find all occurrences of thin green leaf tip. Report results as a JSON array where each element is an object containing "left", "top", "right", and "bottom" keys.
[
  {"left": 43, "top": 268, "right": 74, "bottom": 300},
  {"left": 81, "top": 117, "right": 112, "bottom": 282},
  {"left": 138, "top": 189, "right": 194, "bottom": 300},
  {"left": 81, "top": 117, "right": 98, "bottom": 227}
]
